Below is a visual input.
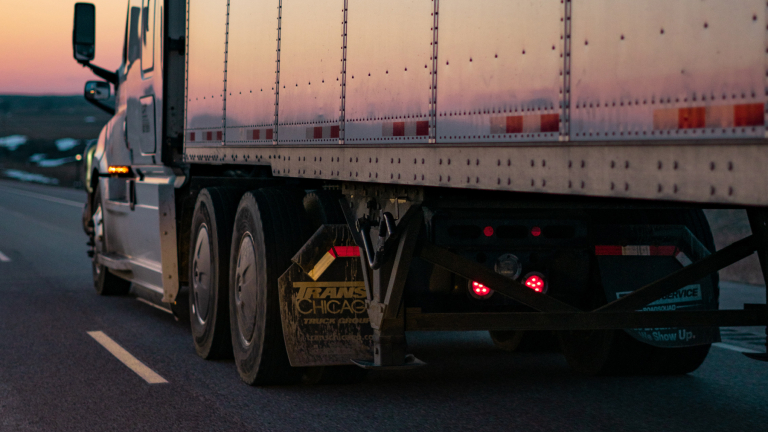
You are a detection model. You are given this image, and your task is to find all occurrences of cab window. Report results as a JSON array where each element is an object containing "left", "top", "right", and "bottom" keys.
[
  {"left": 141, "top": 0, "right": 155, "bottom": 73},
  {"left": 126, "top": 1, "right": 142, "bottom": 70}
]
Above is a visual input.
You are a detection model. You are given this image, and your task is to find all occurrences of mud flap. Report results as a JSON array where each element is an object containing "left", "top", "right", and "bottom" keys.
[
  {"left": 595, "top": 225, "right": 721, "bottom": 348},
  {"left": 278, "top": 225, "right": 374, "bottom": 366}
]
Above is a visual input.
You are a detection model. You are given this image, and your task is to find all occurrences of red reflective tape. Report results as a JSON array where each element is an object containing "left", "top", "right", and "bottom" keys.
[
  {"left": 252, "top": 129, "right": 260, "bottom": 140},
  {"left": 650, "top": 245, "right": 678, "bottom": 256},
  {"left": 189, "top": 132, "right": 195, "bottom": 141},
  {"left": 734, "top": 103, "right": 763, "bottom": 127},
  {"left": 266, "top": 128, "right": 273, "bottom": 139},
  {"left": 506, "top": 116, "right": 523, "bottom": 134},
  {"left": 678, "top": 107, "right": 706, "bottom": 129},
  {"left": 206, "top": 131, "right": 213, "bottom": 141},
  {"left": 330, "top": 125, "right": 340, "bottom": 138},
  {"left": 329, "top": 246, "right": 360, "bottom": 258},
  {"left": 416, "top": 121, "right": 429, "bottom": 136},
  {"left": 393, "top": 122, "right": 405, "bottom": 136},
  {"left": 595, "top": 245, "right": 622, "bottom": 256},
  {"left": 216, "top": 131, "right": 223, "bottom": 140},
  {"left": 313, "top": 127, "right": 323, "bottom": 139},
  {"left": 540, "top": 114, "right": 559, "bottom": 133}
]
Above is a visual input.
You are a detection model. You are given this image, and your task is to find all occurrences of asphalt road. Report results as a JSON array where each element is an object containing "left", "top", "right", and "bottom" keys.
[{"left": 1, "top": 179, "right": 767, "bottom": 432}]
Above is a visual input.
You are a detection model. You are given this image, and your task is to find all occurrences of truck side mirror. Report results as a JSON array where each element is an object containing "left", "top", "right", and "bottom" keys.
[
  {"left": 84, "top": 81, "right": 111, "bottom": 101},
  {"left": 73, "top": 3, "right": 96, "bottom": 62}
]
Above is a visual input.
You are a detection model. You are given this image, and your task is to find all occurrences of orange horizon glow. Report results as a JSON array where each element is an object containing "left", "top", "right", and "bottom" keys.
[{"left": 0, "top": 1, "right": 125, "bottom": 95}]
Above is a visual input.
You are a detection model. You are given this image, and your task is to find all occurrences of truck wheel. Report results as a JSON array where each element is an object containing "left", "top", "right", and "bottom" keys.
[
  {"left": 559, "top": 209, "right": 716, "bottom": 375},
  {"left": 189, "top": 188, "right": 237, "bottom": 359},
  {"left": 229, "top": 188, "right": 310, "bottom": 385},
  {"left": 91, "top": 187, "right": 131, "bottom": 296}
]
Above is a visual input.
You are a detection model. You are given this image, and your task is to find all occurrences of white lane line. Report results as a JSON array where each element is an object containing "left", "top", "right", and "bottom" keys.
[
  {"left": 713, "top": 342, "right": 761, "bottom": 354},
  {"left": 136, "top": 297, "right": 173, "bottom": 314},
  {"left": 0, "top": 250, "right": 10, "bottom": 262},
  {"left": 87, "top": 331, "right": 168, "bottom": 384},
  {"left": 0, "top": 187, "right": 82, "bottom": 208}
]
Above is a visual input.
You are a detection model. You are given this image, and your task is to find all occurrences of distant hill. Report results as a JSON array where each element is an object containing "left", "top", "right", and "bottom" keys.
[{"left": 0, "top": 95, "right": 112, "bottom": 141}]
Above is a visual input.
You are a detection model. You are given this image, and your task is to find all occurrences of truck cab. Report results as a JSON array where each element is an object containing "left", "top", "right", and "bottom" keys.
[{"left": 74, "top": 1, "right": 185, "bottom": 304}]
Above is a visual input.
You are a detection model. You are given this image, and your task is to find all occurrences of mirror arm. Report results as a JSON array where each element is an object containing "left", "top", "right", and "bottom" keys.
[
  {"left": 85, "top": 98, "right": 115, "bottom": 116},
  {"left": 78, "top": 60, "right": 118, "bottom": 86}
]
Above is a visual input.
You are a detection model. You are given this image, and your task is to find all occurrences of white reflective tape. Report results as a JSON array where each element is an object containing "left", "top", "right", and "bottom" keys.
[
  {"left": 705, "top": 105, "right": 734, "bottom": 128},
  {"left": 404, "top": 121, "right": 418, "bottom": 136},
  {"left": 675, "top": 251, "right": 693, "bottom": 267},
  {"left": 622, "top": 245, "right": 641, "bottom": 255},
  {"left": 0, "top": 250, "right": 10, "bottom": 262},
  {"left": 522, "top": 115, "right": 541, "bottom": 133},
  {"left": 490, "top": 116, "right": 506, "bottom": 134}
]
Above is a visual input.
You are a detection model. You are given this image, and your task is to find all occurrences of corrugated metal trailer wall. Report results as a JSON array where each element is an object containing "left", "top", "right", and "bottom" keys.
[{"left": 183, "top": 0, "right": 768, "bottom": 206}]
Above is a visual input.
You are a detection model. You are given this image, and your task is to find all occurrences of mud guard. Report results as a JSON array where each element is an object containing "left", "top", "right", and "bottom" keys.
[
  {"left": 278, "top": 225, "right": 374, "bottom": 366},
  {"left": 596, "top": 225, "right": 721, "bottom": 348}
]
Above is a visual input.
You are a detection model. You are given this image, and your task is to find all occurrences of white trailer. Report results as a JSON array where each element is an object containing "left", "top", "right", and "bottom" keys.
[{"left": 72, "top": 0, "right": 768, "bottom": 385}]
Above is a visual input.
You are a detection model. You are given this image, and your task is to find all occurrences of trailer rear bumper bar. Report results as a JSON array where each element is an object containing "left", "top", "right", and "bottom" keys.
[{"left": 406, "top": 307, "right": 767, "bottom": 332}]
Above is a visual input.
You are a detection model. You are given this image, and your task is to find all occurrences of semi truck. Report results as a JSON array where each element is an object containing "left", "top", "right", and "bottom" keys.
[{"left": 72, "top": 0, "right": 768, "bottom": 385}]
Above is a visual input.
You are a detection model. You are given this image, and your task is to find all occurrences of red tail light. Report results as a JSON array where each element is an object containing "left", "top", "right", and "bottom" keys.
[
  {"left": 524, "top": 273, "right": 547, "bottom": 293},
  {"left": 469, "top": 281, "right": 493, "bottom": 299}
]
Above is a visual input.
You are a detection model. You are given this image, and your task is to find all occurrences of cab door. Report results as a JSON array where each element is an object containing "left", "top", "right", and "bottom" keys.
[{"left": 105, "top": 0, "right": 176, "bottom": 297}]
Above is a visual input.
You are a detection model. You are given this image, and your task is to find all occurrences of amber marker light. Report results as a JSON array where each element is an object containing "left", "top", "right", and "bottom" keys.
[{"left": 108, "top": 166, "right": 130, "bottom": 174}]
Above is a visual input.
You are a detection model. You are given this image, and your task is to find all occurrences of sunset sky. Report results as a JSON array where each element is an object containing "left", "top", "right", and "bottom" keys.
[{"left": 0, "top": 1, "right": 126, "bottom": 95}]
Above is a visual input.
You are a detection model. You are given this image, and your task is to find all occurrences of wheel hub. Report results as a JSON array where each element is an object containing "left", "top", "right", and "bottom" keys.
[
  {"left": 92, "top": 205, "right": 104, "bottom": 276},
  {"left": 235, "top": 233, "right": 258, "bottom": 346},
  {"left": 192, "top": 224, "right": 212, "bottom": 324}
]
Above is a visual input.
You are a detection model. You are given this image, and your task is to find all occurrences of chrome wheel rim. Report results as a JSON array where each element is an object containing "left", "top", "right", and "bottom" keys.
[
  {"left": 92, "top": 204, "right": 104, "bottom": 277},
  {"left": 235, "top": 233, "right": 258, "bottom": 346},
  {"left": 192, "top": 224, "right": 212, "bottom": 324}
]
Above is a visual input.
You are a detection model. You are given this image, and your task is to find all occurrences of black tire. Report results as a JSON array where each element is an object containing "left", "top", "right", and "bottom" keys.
[
  {"left": 229, "top": 188, "right": 311, "bottom": 385},
  {"left": 189, "top": 188, "right": 238, "bottom": 359},
  {"left": 559, "top": 209, "right": 717, "bottom": 375},
  {"left": 90, "top": 187, "right": 131, "bottom": 296}
]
